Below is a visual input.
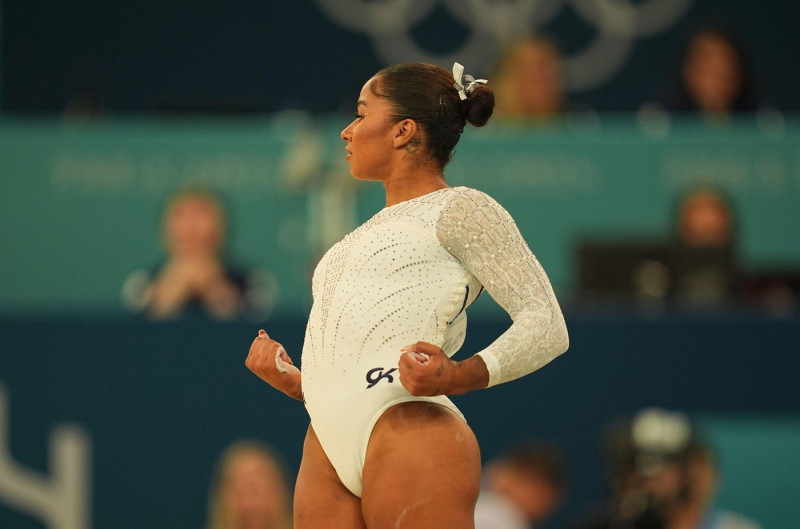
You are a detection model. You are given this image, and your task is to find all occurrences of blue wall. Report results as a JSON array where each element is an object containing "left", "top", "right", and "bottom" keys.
[{"left": 1, "top": 313, "right": 798, "bottom": 529}]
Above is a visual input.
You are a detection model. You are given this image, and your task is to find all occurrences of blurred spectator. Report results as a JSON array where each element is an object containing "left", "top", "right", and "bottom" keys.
[
  {"left": 674, "top": 187, "right": 734, "bottom": 249},
  {"left": 475, "top": 442, "right": 567, "bottom": 529},
  {"left": 206, "top": 440, "right": 292, "bottom": 529},
  {"left": 645, "top": 26, "right": 761, "bottom": 121},
  {"left": 670, "top": 186, "right": 739, "bottom": 307},
  {"left": 576, "top": 186, "right": 740, "bottom": 308},
  {"left": 570, "top": 408, "right": 763, "bottom": 529},
  {"left": 121, "top": 187, "right": 275, "bottom": 321},
  {"left": 673, "top": 188, "right": 800, "bottom": 313},
  {"left": 491, "top": 35, "right": 571, "bottom": 121}
]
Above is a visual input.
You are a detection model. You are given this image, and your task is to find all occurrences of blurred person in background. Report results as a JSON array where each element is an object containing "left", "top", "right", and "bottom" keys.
[
  {"left": 570, "top": 409, "right": 762, "bottom": 529},
  {"left": 674, "top": 187, "right": 735, "bottom": 249},
  {"left": 474, "top": 442, "right": 568, "bottom": 529},
  {"left": 491, "top": 35, "right": 571, "bottom": 121},
  {"left": 206, "top": 440, "right": 293, "bottom": 529},
  {"left": 645, "top": 27, "right": 761, "bottom": 121},
  {"left": 574, "top": 186, "right": 739, "bottom": 308},
  {"left": 122, "top": 187, "right": 274, "bottom": 321},
  {"left": 670, "top": 186, "right": 739, "bottom": 307}
]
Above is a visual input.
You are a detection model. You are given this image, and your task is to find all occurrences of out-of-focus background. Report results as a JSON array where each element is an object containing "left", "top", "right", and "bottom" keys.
[{"left": 1, "top": 1, "right": 799, "bottom": 529}]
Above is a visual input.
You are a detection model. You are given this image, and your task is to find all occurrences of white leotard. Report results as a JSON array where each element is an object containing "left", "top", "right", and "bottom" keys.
[{"left": 301, "top": 186, "right": 568, "bottom": 496}]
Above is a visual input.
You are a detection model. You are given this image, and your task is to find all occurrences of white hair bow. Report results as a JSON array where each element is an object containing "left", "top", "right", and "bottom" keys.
[{"left": 452, "top": 62, "right": 488, "bottom": 101}]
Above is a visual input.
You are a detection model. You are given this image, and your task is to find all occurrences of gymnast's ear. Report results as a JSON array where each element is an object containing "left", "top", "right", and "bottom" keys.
[{"left": 392, "top": 118, "right": 417, "bottom": 148}]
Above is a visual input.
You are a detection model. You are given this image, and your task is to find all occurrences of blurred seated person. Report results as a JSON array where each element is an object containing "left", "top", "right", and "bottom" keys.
[
  {"left": 122, "top": 187, "right": 274, "bottom": 321},
  {"left": 206, "top": 440, "right": 292, "bottom": 529},
  {"left": 491, "top": 35, "right": 572, "bottom": 122},
  {"left": 645, "top": 26, "right": 761, "bottom": 122},
  {"left": 570, "top": 408, "right": 762, "bottom": 529},
  {"left": 475, "top": 442, "right": 567, "bottom": 529},
  {"left": 576, "top": 186, "right": 739, "bottom": 307},
  {"left": 670, "top": 186, "right": 739, "bottom": 306}
]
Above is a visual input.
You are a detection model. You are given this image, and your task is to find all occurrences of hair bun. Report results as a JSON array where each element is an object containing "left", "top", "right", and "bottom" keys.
[{"left": 465, "top": 85, "right": 495, "bottom": 127}]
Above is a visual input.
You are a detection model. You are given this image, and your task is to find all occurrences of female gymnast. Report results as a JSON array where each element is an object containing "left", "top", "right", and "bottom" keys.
[{"left": 246, "top": 62, "right": 569, "bottom": 529}]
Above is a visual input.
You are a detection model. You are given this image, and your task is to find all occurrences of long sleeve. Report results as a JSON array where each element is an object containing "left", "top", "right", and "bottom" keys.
[{"left": 436, "top": 188, "right": 569, "bottom": 387}]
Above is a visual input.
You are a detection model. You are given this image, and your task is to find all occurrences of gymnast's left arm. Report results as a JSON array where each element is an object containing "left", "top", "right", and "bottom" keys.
[{"left": 437, "top": 189, "right": 569, "bottom": 388}]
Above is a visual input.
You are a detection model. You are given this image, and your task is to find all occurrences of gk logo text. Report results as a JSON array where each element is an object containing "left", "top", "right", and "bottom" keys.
[{"left": 366, "top": 367, "right": 397, "bottom": 389}]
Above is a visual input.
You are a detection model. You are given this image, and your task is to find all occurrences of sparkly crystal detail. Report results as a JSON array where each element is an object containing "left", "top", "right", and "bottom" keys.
[{"left": 302, "top": 187, "right": 568, "bottom": 388}]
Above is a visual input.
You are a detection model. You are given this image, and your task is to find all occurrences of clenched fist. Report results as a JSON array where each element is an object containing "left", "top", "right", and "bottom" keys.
[
  {"left": 398, "top": 341, "right": 490, "bottom": 396},
  {"left": 245, "top": 329, "right": 303, "bottom": 401}
]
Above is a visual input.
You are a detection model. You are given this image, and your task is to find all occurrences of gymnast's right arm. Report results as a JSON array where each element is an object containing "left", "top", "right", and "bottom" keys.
[{"left": 245, "top": 329, "right": 303, "bottom": 401}]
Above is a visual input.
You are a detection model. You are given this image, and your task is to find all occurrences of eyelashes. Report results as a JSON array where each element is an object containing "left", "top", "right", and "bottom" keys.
[{"left": 353, "top": 112, "right": 365, "bottom": 119}]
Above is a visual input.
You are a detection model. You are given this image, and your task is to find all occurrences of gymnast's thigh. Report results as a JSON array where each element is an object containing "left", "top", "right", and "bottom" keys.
[
  {"left": 294, "top": 424, "right": 367, "bottom": 529},
  {"left": 360, "top": 401, "right": 481, "bottom": 529}
]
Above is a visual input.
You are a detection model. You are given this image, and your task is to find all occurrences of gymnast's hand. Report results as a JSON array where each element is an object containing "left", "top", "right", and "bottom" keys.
[
  {"left": 398, "top": 341, "right": 490, "bottom": 396},
  {"left": 246, "top": 330, "right": 303, "bottom": 401}
]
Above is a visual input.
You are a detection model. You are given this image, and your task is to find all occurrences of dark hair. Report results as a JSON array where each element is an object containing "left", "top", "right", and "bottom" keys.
[{"left": 370, "top": 62, "right": 495, "bottom": 168}]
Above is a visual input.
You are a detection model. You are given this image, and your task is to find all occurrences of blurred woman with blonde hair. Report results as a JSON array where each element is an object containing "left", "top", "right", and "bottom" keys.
[
  {"left": 492, "top": 35, "right": 568, "bottom": 120},
  {"left": 207, "top": 440, "right": 292, "bottom": 529}
]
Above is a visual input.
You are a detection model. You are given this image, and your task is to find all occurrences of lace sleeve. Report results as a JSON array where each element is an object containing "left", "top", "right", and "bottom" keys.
[{"left": 436, "top": 188, "right": 569, "bottom": 387}]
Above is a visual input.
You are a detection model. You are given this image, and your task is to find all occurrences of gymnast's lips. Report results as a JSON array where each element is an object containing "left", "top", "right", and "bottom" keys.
[{"left": 345, "top": 148, "right": 352, "bottom": 159}]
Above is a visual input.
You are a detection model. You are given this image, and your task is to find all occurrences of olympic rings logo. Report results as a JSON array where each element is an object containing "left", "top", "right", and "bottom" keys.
[{"left": 314, "top": 0, "right": 695, "bottom": 92}]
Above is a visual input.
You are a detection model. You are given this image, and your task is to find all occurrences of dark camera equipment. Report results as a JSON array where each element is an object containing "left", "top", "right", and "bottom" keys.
[{"left": 605, "top": 409, "right": 695, "bottom": 529}]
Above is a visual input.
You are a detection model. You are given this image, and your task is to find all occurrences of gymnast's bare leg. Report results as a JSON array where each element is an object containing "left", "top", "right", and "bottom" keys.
[
  {"left": 294, "top": 425, "right": 367, "bottom": 529},
  {"left": 294, "top": 403, "right": 480, "bottom": 529},
  {"left": 361, "top": 401, "right": 481, "bottom": 529}
]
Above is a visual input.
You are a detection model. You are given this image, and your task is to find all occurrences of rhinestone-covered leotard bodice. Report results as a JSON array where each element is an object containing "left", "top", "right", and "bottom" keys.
[{"left": 301, "top": 186, "right": 568, "bottom": 391}]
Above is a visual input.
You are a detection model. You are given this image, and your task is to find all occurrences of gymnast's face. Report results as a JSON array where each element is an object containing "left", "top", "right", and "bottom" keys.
[{"left": 340, "top": 76, "right": 398, "bottom": 181}]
